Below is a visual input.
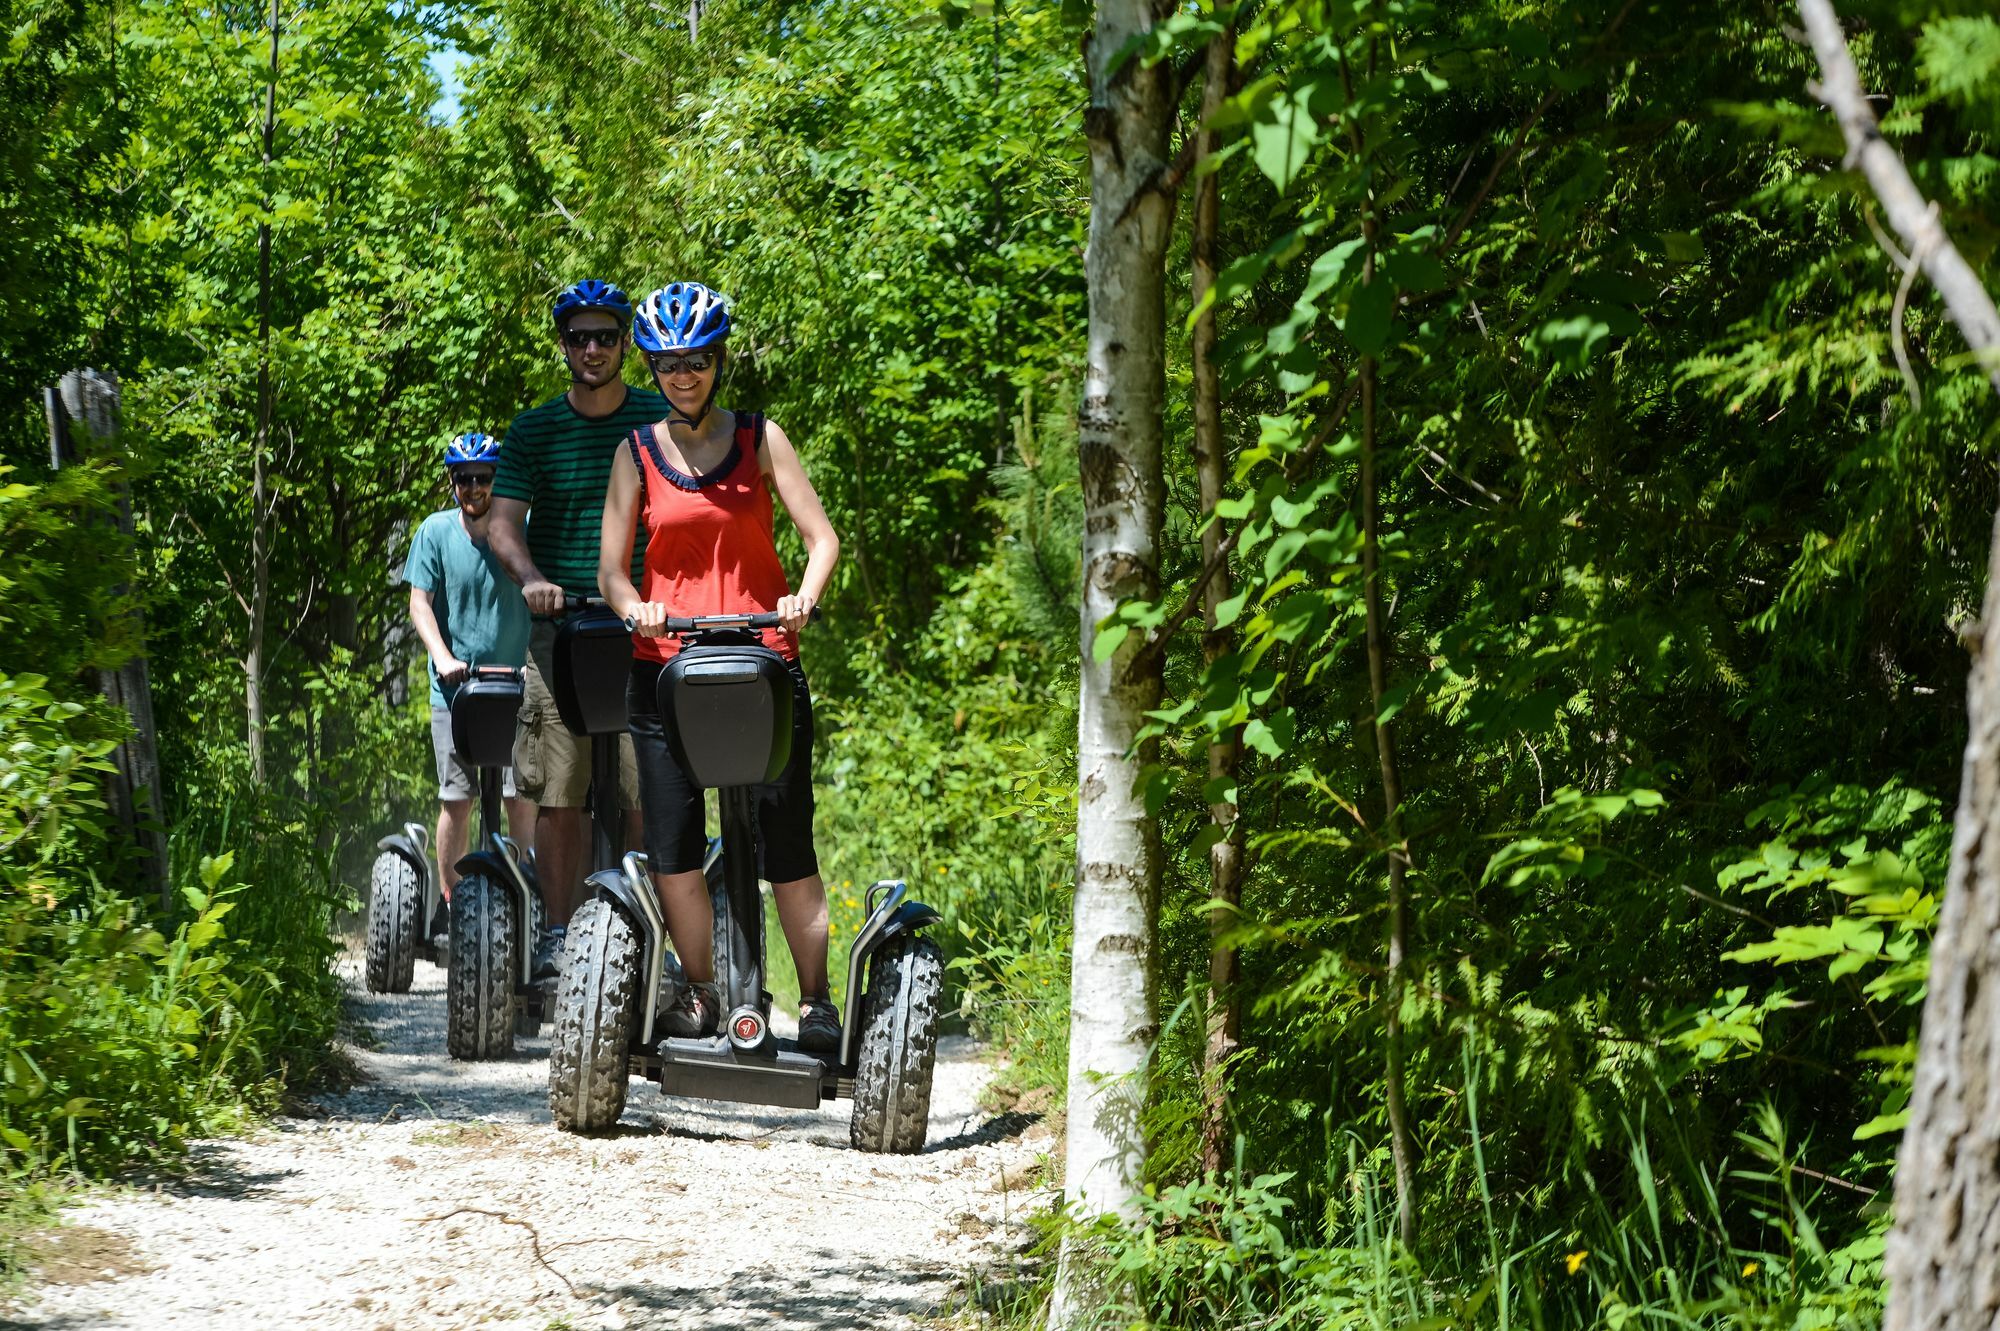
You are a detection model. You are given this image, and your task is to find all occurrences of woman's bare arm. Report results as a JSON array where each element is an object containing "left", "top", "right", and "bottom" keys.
[{"left": 760, "top": 419, "right": 840, "bottom": 630}]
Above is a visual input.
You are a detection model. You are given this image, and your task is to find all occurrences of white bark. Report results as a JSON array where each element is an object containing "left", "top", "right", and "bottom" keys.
[
  {"left": 1797, "top": 0, "right": 2000, "bottom": 393},
  {"left": 1794, "top": 5, "right": 2000, "bottom": 1326},
  {"left": 1051, "top": 1, "right": 1174, "bottom": 1325}
]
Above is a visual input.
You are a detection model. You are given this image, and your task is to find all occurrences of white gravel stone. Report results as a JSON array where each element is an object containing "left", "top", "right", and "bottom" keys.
[{"left": 5, "top": 953, "right": 1055, "bottom": 1329}]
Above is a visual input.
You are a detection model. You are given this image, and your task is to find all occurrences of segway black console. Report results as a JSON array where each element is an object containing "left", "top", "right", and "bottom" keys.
[
  {"left": 548, "top": 612, "right": 945, "bottom": 1153},
  {"left": 444, "top": 666, "right": 548, "bottom": 1059}
]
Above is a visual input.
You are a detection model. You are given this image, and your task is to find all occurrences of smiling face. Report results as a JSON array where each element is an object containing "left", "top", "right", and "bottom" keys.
[
  {"left": 449, "top": 464, "right": 496, "bottom": 519},
  {"left": 647, "top": 346, "right": 722, "bottom": 419},
  {"left": 558, "top": 312, "right": 626, "bottom": 388}
]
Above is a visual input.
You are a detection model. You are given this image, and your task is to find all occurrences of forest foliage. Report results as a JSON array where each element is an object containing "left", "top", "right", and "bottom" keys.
[{"left": 3, "top": 0, "right": 1999, "bottom": 1323}]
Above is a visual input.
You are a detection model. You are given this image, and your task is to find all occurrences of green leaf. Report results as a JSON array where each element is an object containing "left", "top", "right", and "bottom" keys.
[{"left": 1341, "top": 280, "right": 1394, "bottom": 355}]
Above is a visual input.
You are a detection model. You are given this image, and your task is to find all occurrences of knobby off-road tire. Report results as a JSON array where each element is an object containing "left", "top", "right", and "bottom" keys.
[
  {"left": 549, "top": 898, "right": 640, "bottom": 1133},
  {"left": 849, "top": 934, "right": 944, "bottom": 1154},
  {"left": 447, "top": 872, "right": 516, "bottom": 1060},
  {"left": 365, "top": 851, "right": 421, "bottom": 994}
]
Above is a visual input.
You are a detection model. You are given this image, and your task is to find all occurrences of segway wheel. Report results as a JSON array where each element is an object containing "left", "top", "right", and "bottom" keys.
[
  {"left": 848, "top": 934, "right": 944, "bottom": 1154},
  {"left": 549, "top": 898, "right": 640, "bottom": 1133},
  {"left": 447, "top": 871, "right": 517, "bottom": 1060},
  {"left": 365, "top": 850, "right": 421, "bottom": 994}
]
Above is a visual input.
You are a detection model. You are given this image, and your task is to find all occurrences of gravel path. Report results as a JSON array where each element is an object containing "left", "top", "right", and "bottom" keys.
[{"left": 4, "top": 954, "right": 1055, "bottom": 1330}]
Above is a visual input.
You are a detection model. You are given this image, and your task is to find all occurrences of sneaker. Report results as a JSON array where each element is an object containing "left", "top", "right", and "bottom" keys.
[
  {"left": 797, "top": 996, "right": 842, "bottom": 1056},
  {"left": 660, "top": 981, "right": 720, "bottom": 1038},
  {"left": 531, "top": 925, "right": 567, "bottom": 982}
]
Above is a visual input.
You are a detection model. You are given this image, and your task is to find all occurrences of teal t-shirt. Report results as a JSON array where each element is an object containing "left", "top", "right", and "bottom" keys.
[{"left": 404, "top": 510, "right": 531, "bottom": 707}]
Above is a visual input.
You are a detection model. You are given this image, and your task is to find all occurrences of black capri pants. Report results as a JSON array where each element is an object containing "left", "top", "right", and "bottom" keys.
[{"left": 626, "top": 655, "right": 820, "bottom": 883}]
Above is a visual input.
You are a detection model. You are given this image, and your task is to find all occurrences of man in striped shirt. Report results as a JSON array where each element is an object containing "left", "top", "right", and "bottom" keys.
[{"left": 490, "top": 279, "right": 665, "bottom": 976}]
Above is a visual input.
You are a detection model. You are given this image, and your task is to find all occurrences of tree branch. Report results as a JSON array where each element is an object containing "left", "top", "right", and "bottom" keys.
[{"left": 1798, "top": 0, "right": 2000, "bottom": 394}]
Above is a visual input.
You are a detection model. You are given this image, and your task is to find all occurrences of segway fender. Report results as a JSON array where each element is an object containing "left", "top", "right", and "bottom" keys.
[
  {"left": 838, "top": 882, "right": 941, "bottom": 1070},
  {"left": 870, "top": 901, "right": 941, "bottom": 951},
  {"left": 590, "top": 869, "right": 660, "bottom": 958},
  {"left": 592, "top": 855, "right": 666, "bottom": 1044},
  {"left": 375, "top": 832, "right": 430, "bottom": 887}
]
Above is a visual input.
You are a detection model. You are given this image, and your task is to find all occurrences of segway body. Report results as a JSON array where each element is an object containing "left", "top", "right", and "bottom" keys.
[
  {"left": 548, "top": 612, "right": 942, "bottom": 1151},
  {"left": 445, "top": 668, "right": 547, "bottom": 1059}
]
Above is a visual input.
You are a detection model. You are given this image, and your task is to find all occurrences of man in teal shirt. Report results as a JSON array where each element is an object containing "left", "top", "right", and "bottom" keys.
[{"left": 405, "top": 433, "right": 535, "bottom": 943}]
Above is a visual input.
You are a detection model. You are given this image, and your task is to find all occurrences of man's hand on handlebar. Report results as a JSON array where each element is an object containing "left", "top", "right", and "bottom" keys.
[
  {"left": 522, "top": 579, "right": 567, "bottom": 617},
  {"left": 776, "top": 594, "right": 817, "bottom": 635},
  {"left": 434, "top": 655, "right": 470, "bottom": 686}
]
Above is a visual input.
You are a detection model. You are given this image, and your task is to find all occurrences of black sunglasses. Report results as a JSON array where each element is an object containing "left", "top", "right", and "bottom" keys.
[
  {"left": 452, "top": 470, "right": 496, "bottom": 488},
  {"left": 647, "top": 350, "right": 717, "bottom": 375},
  {"left": 562, "top": 326, "right": 624, "bottom": 350}
]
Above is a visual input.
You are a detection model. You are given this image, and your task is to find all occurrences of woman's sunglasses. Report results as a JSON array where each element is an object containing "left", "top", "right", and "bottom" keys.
[
  {"left": 561, "top": 326, "right": 624, "bottom": 351},
  {"left": 647, "top": 351, "right": 717, "bottom": 376}
]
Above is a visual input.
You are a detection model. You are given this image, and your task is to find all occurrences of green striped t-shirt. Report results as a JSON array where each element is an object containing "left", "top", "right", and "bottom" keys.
[{"left": 495, "top": 386, "right": 668, "bottom": 596}]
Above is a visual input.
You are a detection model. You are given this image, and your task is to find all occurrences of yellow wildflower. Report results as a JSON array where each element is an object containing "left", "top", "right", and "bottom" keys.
[
  {"left": 1741, "top": 1262, "right": 1759, "bottom": 1278},
  {"left": 1564, "top": 1251, "right": 1588, "bottom": 1276}
]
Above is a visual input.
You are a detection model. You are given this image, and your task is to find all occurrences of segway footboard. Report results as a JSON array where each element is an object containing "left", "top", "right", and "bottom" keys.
[{"left": 635, "top": 879, "right": 940, "bottom": 1129}]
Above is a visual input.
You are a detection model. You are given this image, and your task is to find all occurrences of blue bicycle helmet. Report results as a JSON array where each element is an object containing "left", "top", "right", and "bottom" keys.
[
  {"left": 551, "top": 279, "right": 633, "bottom": 328},
  {"left": 633, "top": 283, "right": 731, "bottom": 353},
  {"left": 443, "top": 432, "right": 501, "bottom": 467}
]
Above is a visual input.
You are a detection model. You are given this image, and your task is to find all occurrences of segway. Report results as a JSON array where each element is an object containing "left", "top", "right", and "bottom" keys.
[
  {"left": 444, "top": 665, "right": 549, "bottom": 1059},
  {"left": 548, "top": 611, "right": 944, "bottom": 1153}
]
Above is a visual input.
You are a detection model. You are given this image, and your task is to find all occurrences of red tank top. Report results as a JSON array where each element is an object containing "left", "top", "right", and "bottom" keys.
[{"left": 627, "top": 413, "right": 798, "bottom": 663}]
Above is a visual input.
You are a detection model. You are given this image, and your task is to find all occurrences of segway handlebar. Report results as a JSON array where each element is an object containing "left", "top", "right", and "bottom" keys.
[{"left": 620, "top": 607, "right": 824, "bottom": 634}]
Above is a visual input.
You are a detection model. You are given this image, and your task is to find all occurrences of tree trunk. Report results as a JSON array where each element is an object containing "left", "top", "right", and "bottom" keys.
[
  {"left": 1343, "top": 38, "right": 1418, "bottom": 1251},
  {"left": 1361, "top": 350, "right": 1417, "bottom": 1253},
  {"left": 1191, "top": 26, "right": 1244, "bottom": 1182},
  {"left": 1794, "top": 4, "right": 2000, "bottom": 1324},
  {"left": 47, "top": 371, "right": 171, "bottom": 911},
  {"left": 246, "top": 0, "right": 280, "bottom": 784},
  {"left": 1049, "top": 1, "right": 1174, "bottom": 1324}
]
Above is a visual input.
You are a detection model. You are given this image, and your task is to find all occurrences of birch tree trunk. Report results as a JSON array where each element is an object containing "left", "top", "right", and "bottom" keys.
[
  {"left": 1049, "top": 1, "right": 1174, "bottom": 1324},
  {"left": 1793, "top": 4, "right": 2000, "bottom": 1325},
  {"left": 1190, "top": 25, "right": 1244, "bottom": 1181}
]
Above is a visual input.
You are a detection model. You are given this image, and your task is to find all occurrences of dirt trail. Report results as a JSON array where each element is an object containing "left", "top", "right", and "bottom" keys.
[{"left": 5, "top": 954, "right": 1054, "bottom": 1330}]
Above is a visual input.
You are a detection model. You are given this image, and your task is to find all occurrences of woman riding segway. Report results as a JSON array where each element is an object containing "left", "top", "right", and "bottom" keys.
[{"left": 596, "top": 282, "right": 845, "bottom": 1053}]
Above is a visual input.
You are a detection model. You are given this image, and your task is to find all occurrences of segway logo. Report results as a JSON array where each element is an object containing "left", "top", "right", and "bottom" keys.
[{"left": 734, "top": 1014, "right": 762, "bottom": 1042}]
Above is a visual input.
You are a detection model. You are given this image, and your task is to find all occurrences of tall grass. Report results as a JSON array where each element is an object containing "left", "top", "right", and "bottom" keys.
[{"left": 1047, "top": 1032, "right": 1887, "bottom": 1331}]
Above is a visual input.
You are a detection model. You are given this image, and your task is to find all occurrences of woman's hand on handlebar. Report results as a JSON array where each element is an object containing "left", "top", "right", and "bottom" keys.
[
  {"left": 776, "top": 593, "right": 817, "bottom": 635},
  {"left": 522, "top": 579, "right": 567, "bottom": 617},
  {"left": 625, "top": 601, "right": 670, "bottom": 637}
]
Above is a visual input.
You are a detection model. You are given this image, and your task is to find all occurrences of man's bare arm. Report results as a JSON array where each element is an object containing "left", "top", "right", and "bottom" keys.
[
  {"left": 409, "top": 585, "right": 467, "bottom": 684},
  {"left": 488, "top": 497, "right": 565, "bottom": 615}
]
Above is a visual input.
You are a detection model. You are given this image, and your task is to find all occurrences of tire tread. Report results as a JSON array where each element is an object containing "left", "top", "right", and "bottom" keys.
[
  {"left": 848, "top": 936, "right": 943, "bottom": 1153},
  {"left": 446, "top": 873, "right": 515, "bottom": 1060},
  {"left": 365, "top": 852, "right": 420, "bottom": 994},
  {"left": 549, "top": 899, "right": 640, "bottom": 1133}
]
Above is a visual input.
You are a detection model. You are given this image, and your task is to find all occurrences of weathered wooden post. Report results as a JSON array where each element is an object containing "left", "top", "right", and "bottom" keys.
[{"left": 45, "top": 370, "right": 171, "bottom": 911}]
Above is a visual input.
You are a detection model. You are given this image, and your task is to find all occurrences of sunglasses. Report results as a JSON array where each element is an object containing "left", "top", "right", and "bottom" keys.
[
  {"left": 452, "top": 470, "right": 496, "bottom": 489},
  {"left": 647, "top": 350, "right": 718, "bottom": 376},
  {"left": 561, "top": 326, "right": 624, "bottom": 351}
]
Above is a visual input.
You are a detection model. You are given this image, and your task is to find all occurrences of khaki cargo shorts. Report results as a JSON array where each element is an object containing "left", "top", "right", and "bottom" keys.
[{"left": 513, "top": 619, "right": 640, "bottom": 810}]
